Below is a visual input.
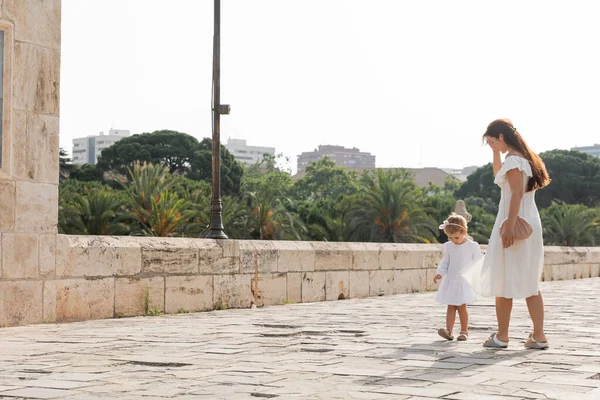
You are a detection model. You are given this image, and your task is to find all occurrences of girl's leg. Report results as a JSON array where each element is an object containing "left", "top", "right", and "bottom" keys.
[
  {"left": 496, "top": 297, "right": 513, "bottom": 342},
  {"left": 457, "top": 304, "right": 468, "bottom": 333},
  {"left": 525, "top": 292, "right": 547, "bottom": 343},
  {"left": 446, "top": 305, "right": 457, "bottom": 333}
]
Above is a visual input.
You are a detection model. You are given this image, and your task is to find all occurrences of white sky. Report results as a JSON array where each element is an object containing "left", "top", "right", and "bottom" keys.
[{"left": 60, "top": 0, "right": 600, "bottom": 174}]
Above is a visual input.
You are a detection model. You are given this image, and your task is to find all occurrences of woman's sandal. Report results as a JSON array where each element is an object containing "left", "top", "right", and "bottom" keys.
[
  {"left": 524, "top": 333, "right": 549, "bottom": 350},
  {"left": 457, "top": 331, "right": 469, "bottom": 341},
  {"left": 483, "top": 333, "right": 508, "bottom": 348},
  {"left": 438, "top": 328, "right": 454, "bottom": 341}
]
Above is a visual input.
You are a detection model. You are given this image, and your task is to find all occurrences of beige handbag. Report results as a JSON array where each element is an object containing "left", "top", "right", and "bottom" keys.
[{"left": 500, "top": 177, "right": 533, "bottom": 241}]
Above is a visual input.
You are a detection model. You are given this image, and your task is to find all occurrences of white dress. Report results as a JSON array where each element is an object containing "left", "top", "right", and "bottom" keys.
[
  {"left": 463, "top": 156, "right": 544, "bottom": 299},
  {"left": 435, "top": 240, "right": 481, "bottom": 306}
]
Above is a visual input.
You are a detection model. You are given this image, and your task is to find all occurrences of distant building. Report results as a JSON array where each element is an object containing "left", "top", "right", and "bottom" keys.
[
  {"left": 572, "top": 144, "right": 600, "bottom": 158},
  {"left": 225, "top": 138, "right": 275, "bottom": 166},
  {"left": 297, "top": 145, "right": 376, "bottom": 173},
  {"left": 72, "top": 129, "right": 130, "bottom": 165},
  {"left": 441, "top": 166, "right": 479, "bottom": 182}
]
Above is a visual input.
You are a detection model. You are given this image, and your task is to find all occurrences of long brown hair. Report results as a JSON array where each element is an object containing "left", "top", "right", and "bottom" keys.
[{"left": 483, "top": 119, "right": 551, "bottom": 192}]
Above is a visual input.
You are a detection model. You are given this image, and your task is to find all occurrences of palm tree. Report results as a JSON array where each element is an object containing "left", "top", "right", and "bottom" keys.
[
  {"left": 541, "top": 202, "right": 597, "bottom": 246},
  {"left": 120, "top": 162, "right": 193, "bottom": 237},
  {"left": 351, "top": 169, "right": 437, "bottom": 243},
  {"left": 59, "top": 189, "right": 132, "bottom": 235},
  {"left": 247, "top": 190, "right": 306, "bottom": 240}
]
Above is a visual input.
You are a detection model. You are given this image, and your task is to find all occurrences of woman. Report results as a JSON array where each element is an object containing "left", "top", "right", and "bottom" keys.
[{"left": 465, "top": 119, "right": 551, "bottom": 349}]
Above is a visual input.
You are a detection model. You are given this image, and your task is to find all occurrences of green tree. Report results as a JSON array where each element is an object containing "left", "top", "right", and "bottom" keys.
[
  {"left": 541, "top": 202, "right": 598, "bottom": 246},
  {"left": 59, "top": 148, "right": 76, "bottom": 183},
  {"left": 98, "top": 130, "right": 199, "bottom": 175},
  {"left": 70, "top": 163, "right": 105, "bottom": 182},
  {"left": 59, "top": 188, "right": 133, "bottom": 235},
  {"left": 350, "top": 169, "right": 438, "bottom": 243},
  {"left": 455, "top": 163, "right": 500, "bottom": 205},
  {"left": 188, "top": 138, "right": 244, "bottom": 196}
]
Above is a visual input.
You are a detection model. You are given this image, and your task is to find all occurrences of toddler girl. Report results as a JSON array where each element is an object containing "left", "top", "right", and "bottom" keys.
[{"left": 434, "top": 214, "right": 482, "bottom": 341}]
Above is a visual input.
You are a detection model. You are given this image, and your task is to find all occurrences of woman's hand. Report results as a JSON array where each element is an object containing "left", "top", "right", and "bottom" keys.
[
  {"left": 501, "top": 225, "right": 515, "bottom": 248},
  {"left": 434, "top": 274, "right": 443, "bottom": 284}
]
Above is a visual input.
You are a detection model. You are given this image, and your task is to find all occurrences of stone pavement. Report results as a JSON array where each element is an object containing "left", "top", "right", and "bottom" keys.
[{"left": 1, "top": 279, "right": 600, "bottom": 400}]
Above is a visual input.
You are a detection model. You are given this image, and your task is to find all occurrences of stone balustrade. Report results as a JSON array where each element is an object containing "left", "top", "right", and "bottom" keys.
[{"left": 0, "top": 235, "right": 598, "bottom": 327}]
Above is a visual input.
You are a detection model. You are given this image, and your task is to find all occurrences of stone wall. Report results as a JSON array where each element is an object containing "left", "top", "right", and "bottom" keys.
[{"left": 1, "top": 236, "right": 598, "bottom": 326}]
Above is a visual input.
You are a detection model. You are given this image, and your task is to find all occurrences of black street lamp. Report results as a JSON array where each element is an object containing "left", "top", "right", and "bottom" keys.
[{"left": 206, "top": 0, "right": 229, "bottom": 239}]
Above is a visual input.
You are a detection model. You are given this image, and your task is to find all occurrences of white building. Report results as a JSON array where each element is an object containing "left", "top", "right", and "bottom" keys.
[
  {"left": 224, "top": 138, "right": 275, "bottom": 166},
  {"left": 72, "top": 129, "right": 130, "bottom": 165},
  {"left": 572, "top": 144, "right": 600, "bottom": 158}
]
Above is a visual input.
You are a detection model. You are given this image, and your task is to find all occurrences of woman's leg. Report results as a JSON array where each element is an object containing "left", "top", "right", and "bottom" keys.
[
  {"left": 457, "top": 304, "right": 469, "bottom": 333},
  {"left": 446, "top": 305, "right": 457, "bottom": 333},
  {"left": 496, "top": 297, "right": 513, "bottom": 342},
  {"left": 526, "top": 292, "right": 547, "bottom": 342}
]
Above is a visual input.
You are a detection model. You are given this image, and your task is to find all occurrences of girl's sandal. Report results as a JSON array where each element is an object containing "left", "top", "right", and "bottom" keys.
[
  {"left": 438, "top": 328, "right": 454, "bottom": 341},
  {"left": 524, "top": 333, "right": 549, "bottom": 350},
  {"left": 457, "top": 331, "right": 469, "bottom": 341},
  {"left": 483, "top": 333, "right": 508, "bottom": 348}
]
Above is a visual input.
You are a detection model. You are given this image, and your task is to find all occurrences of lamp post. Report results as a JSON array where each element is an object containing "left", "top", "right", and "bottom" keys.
[{"left": 206, "top": 0, "right": 230, "bottom": 239}]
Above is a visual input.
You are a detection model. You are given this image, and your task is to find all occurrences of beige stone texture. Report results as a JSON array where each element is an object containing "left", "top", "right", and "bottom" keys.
[
  {"left": 369, "top": 270, "right": 394, "bottom": 297},
  {"left": 405, "top": 244, "right": 442, "bottom": 270},
  {"left": 349, "top": 242, "right": 381, "bottom": 270},
  {"left": 349, "top": 270, "right": 369, "bottom": 299},
  {"left": 43, "top": 278, "right": 115, "bottom": 322},
  {"left": 0, "top": 181, "right": 16, "bottom": 232},
  {"left": 3, "top": 0, "right": 61, "bottom": 49},
  {"left": 139, "top": 237, "right": 198, "bottom": 274},
  {"left": 591, "top": 264, "right": 600, "bottom": 278},
  {"left": 542, "top": 264, "right": 553, "bottom": 282},
  {"left": 425, "top": 268, "right": 439, "bottom": 291},
  {"left": 276, "top": 241, "right": 314, "bottom": 272},
  {"left": 13, "top": 113, "right": 59, "bottom": 184},
  {"left": 213, "top": 274, "right": 252, "bottom": 309},
  {"left": 195, "top": 239, "right": 239, "bottom": 275},
  {"left": 13, "top": 41, "right": 60, "bottom": 114},
  {"left": 56, "top": 235, "right": 141, "bottom": 277},
  {"left": 286, "top": 272, "right": 302, "bottom": 304},
  {"left": 313, "top": 242, "right": 352, "bottom": 271},
  {"left": 1, "top": 233, "right": 38, "bottom": 279},
  {"left": 0, "top": 280, "right": 42, "bottom": 326},
  {"left": 165, "top": 276, "right": 213, "bottom": 314},
  {"left": 379, "top": 244, "right": 411, "bottom": 270},
  {"left": 588, "top": 249, "right": 600, "bottom": 263},
  {"left": 394, "top": 269, "right": 427, "bottom": 294},
  {"left": 256, "top": 273, "right": 287, "bottom": 306},
  {"left": 115, "top": 277, "right": 165, "bottom": 317},
  {"left": 15, "top": 182, "right": 58, "bottom": 233},
  {"left": 301, "top": 271, "right": 326, "bottom": 303},
  {"left": 326, "top": 270, "right": 350, "bottom": 301},
  {"left": 39, "top": 234, "right": 56, "bottom": 278},
  {"left": 240, "top": 241, "right": 278, "bottom": 274}
]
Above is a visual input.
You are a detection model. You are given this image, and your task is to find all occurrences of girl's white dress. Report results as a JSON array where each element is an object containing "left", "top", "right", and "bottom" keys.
[
  {"left": 463, "top": 156, "right": 545, "bottom": 299},
  {"left": 435, "top": 239, "right": 481, "bottom": 306}
]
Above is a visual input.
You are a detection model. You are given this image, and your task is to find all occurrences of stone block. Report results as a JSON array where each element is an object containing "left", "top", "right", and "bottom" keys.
[
  {"left": 116, "top": 277, "right": 165, "bottom": 317},
  {"left": 591, "top": 264, "right": 600, "bottom": 278},
  {"left": 139, "top": 237, "right": 198, "bottom": 274},
  {"left": 165, "top": 276, "right": 213, "bottom": 313},
  {"left": 213, "top": 274, "right": 252, "bottom": 309},
  {"left": 3, "top": 0, "right": 61, "bottom": 49},
  {"left": 302, "top": 271, "right": 326, "bottom": 303},
  {"left": 240, "top": 241, "right": 278, "bottom": 274},
  {"left": 588, "top": 249, "right": 600, "bottom": 263},
  {"left": 255, "top": 273, "right": 287, "bottom": 306},
  {"left": 13, "top": 113, "right": 59, "bottom": 184},
  {"left": 0, "top": 181, "right": 16, "bottom": 232},
  {"left": 326, "top": 270, "right": 350, "bottom": 301},
  {"left": 195, "top": 239, "right": 239, "bottom": 275},
  {"left": 349, "top": 270, "right": 369, "bottom": 299},
  {"left": 276, "top": 241, "right": 315, "bottom": 272},
  {"left": 542, "top": 264, "right": 554, "bottom": 282},
  {"left": 349, "top": 242, "right": 381, "bottom": 270},
  {"left": 369, "top": 270, "right": 394, "bottom": 296},
  {"left": 39, "top": 234, "right": 56, "bottom": 278},
  {"left": 394, "top": 269, "right": 427, "bottom": 294},
  {"left": 426, "top": 268, "right": 439, "bottom": 291},
  {"left": 0, "top": 280, "right": 43, "bottom": 326},
  {"left": 13, "top": 41, "right": 60, "bottom": 114},
  {"left": 286, "top": 272, "right": 302, "bottom": 304},
  {"left": 379, "top": 244, "right": 411, "bottom": 270},
  {"left": 1, "top": 233, "right": 38, "bottom": 279},
  {"left": 56, "top": 235, "right": 141, "bottom": 277},
  {"left": 43, "top": 278, "right": 115, "bottom": 322},
  {"left": 15, "top": 182, "right": 58, "bottom": 233},
  {"left": 312, "top": 242, "right": 352, "bottom": 271}
]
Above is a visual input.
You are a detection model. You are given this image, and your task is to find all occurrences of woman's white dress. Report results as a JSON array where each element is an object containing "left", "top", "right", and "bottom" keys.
[
  {"left": 435, "top": 240, "right": 481, "bottom": 306},
  {"left": 463, "top": 156, "right": 545, "bottom": 299}
]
